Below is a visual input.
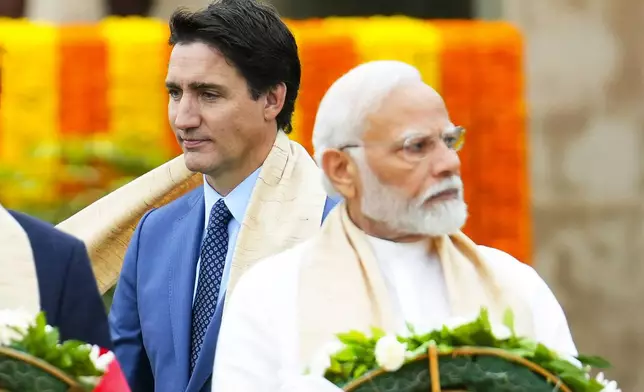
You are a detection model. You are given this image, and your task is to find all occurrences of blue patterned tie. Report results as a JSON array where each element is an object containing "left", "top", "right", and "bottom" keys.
[{"left": 190, "top": 199, "right": 232, "bottom": 372}]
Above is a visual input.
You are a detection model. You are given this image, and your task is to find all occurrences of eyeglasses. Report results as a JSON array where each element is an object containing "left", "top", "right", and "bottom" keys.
[{"left": 339, "top": 126, "right": 465, "bottom": 163}]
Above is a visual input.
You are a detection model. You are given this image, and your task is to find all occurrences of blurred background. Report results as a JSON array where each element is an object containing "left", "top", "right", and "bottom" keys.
[{"left": 0, "top": 0, "right": 642, "bottom": 389}]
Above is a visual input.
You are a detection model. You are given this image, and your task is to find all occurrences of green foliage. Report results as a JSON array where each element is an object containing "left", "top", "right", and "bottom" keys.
[
  {"left": 323, "top": 308, "right": 609, "bottom": 392},
  {"left": 1, "top": 138, "right": 167, "bottom": 224},
  {"left": 1, "top": 138, "right": 170, "bottom": 307},
  {"left": 6, "top": 312, "right": 103, "bottom": 390}
]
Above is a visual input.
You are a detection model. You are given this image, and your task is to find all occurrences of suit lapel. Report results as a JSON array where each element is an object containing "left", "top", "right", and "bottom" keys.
[
  {"left": 168, "top": 189, "right": 204, "bottom": 390},
  {"left": 185, "top": 293, "right": 225, "bottom": 392}
]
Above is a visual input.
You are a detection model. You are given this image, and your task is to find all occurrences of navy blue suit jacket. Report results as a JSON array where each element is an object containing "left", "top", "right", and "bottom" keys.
[
  {"left": 9, "top": 210, "right": 113, "bottom": 349},
  {"left": 109, "top": 188, "right": 337, "bottom": 392}
]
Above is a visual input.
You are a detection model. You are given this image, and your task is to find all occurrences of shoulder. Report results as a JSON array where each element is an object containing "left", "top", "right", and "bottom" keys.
[
  {"left": 9, "top": 210, "right": 84, "bottom": 254},
  {"left": 476, "top": 246, "right": 576, "bottom": 354},
  {"left": 137, "top": 187, "right": 203, "bottom": 230},
  {"left": 9, "top": 210, "right": 88, "bottom": 286},
  {"left": 236, "top": 242, "right": 308, "bottom": 290},
  {"left": 224, "top": 242, "right": 308, "bottom": 339},
  {"left": 230, "top": 242, "right": 309, "bottom": 303},
  {"left": 476, "top": 245, "right": 546, "bottom": 294}
]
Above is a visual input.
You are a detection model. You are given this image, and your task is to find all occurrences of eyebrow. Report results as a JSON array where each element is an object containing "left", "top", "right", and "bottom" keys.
[
  {"left": 394, "top": 124, "right": 460, "bottom": 143},
  {"left": 165, "top": 81, "right": 227, "bottom": 92},
  {"left": 397, "top": 129, "right": 426, "bottom": 141}
]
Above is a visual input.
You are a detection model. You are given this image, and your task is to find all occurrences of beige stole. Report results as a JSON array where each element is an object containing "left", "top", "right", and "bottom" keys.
[
  {"left": 56, "top": 154, "right": 203, "bottom": 293},
  {"left": 225, "top": 131, "right": 328, "bottom": 301},
  {"left": 56, "top": 131, "right": 328, "bottom": 298},
  {"left": 0, "top": 206, "right": 40, "bottom": 314},
  {"left": 297, "top": 204, "right": 535, "bottom": 364}
]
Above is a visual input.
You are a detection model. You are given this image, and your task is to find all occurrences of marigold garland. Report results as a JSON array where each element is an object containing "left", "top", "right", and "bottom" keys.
[
  {"left": 432, "top": 20, "right": 530, "bottom": 263},
  {"left": 59, "top": 24, "right": 109, "bottom": 137},
  {"left": 286, "top": 20, "right": 360, "bottom": 153},
  {"left": 0, "top": 19, "right": 59, "bottom": 205},
  {"left": 100, "top": 17, "right": 169, "bottom": 151},
  {"left": 0, "top": 17, "right": 531, "bottom": 264}
]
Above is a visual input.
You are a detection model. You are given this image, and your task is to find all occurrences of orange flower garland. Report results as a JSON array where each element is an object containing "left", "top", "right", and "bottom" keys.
[
  {"left": 431, "top": 20, "right": 480, "bottom": 241},
  {"left": 433, "top": 20, "right": 530, "bottom": 263},
  {"left": 58, "top": 24, "right": 109, "bottom": 137},
  {"left": 286, "top": 19, "right": 360, "bottom": 154}
]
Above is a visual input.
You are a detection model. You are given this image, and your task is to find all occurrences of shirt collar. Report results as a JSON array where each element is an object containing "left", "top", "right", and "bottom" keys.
[{"left": 203, "top": 167, "right": 261, "bottom": 225}]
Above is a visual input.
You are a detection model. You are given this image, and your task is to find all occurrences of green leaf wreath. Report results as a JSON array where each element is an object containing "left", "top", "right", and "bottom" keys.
[
  {"left": 0, "top": 310, "right": 111, "bottom": 391},
  {"left": 310, "top": 308, "right": 618, "bottom": 392}
]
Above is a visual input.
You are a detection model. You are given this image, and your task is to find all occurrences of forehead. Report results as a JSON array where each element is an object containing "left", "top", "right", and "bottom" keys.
[
  {"left": 166, "top": 42, "right": 237, "bottom": 85},
  {"left": 364, "top": 83, "right": 451, "bottom": 141}
]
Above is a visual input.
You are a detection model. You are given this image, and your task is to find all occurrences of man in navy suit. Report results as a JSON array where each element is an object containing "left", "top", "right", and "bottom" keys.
[
  {"left": 108, "top": 1, "right": 338, "bottom": 391},
  {"left": 8, "top": 210, "right": 113, "bottom": 349}
]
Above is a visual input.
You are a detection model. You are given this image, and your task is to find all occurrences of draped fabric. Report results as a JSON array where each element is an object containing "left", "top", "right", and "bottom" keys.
[
  {"left": 0, "top": 204, "right": 40, "bottom": 314},
  {"left": 297, "top": 204, "right": 535, "bottom": 364}
]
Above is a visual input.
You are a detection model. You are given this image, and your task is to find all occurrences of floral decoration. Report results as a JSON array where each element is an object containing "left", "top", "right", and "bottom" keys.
[
  {"left": 0, "top": 309, "right": 119, "bottom": 391},
  {"left": 312, "top": 308, "right": 619, "bottom": 392}
]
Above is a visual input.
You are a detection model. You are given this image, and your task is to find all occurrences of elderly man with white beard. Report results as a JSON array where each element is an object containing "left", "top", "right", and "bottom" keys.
[{"left": 211, "top": 60, "right": 577, "bottom": 392}]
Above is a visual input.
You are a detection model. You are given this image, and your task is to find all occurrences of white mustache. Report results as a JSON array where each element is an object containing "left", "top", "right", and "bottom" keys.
[{"left": 418, "top": 176, "right": 463, "bottom": 204}]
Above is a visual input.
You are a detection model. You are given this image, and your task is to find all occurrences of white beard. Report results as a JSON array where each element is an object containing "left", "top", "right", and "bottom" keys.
[{"left": 356, "top": 158, "right": 468, "bottom": 237}]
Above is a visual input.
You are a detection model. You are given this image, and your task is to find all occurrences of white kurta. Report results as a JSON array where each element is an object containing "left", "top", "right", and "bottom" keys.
[{"left": 212, "top": 237, "right": 577, "bottom": 392}]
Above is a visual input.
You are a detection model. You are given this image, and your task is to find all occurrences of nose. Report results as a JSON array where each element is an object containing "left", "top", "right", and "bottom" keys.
[
  {"left": 431, "top": 145, "right": 461, "bottom": 178},
  {"left": 172, "top": 96, "right": 201, "bottom": 131}
]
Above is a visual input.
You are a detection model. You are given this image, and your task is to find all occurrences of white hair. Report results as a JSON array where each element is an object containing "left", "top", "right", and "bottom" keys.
[{"left": 312, "top": 61, "right": 423, "bottom": 196}]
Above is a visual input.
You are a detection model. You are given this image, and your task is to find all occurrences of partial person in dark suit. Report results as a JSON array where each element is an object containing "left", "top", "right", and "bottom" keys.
[{"left": 8, "top": 209, "right": 113, "bottom": 349}]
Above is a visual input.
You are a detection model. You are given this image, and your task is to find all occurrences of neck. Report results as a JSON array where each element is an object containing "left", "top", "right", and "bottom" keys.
[
  {"left": 205, "top": 131, "right": 277, "bottom": 196},
  {"left": 346, "top": 203, "right": 426, "bottom": 243}
]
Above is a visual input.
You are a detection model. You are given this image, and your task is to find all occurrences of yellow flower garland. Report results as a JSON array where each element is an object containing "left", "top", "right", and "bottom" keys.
[{"left": 0, "top": 19, "right": 59, "bottom": 204}]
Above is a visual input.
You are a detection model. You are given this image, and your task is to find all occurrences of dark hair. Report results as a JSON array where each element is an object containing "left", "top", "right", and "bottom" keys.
[{"left": 169, "top": 0, "right": 301, "bottom": 133}]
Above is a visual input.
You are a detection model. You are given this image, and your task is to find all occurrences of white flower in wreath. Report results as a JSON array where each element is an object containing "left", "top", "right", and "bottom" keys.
[
  {"left": 309, "top": 339, "right": 345, "bottom": 377},
  {"left": 375, "top": 335, "right": 407, "bottom": 372},
  {"left": 490, "top": 324, "right": 512, "bottom": 340},
  {"left": 0, "top": 309, "right": 35, "bottom": 346},
  {"left": 86, "top": 344, "right": 115, "bottom": 373},
  {"left": 595, "top": 372, "right": 621, "bottom": 392}
]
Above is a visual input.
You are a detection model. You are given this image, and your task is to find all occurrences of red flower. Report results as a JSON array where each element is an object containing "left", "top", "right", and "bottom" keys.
[{"left": 93, "top": 350, "right": 131, "bottom": 392}]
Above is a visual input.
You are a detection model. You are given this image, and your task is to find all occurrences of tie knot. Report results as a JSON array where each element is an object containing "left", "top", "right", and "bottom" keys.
[{"left": 208, "top": 199, "right": 233, "bottom": 228}]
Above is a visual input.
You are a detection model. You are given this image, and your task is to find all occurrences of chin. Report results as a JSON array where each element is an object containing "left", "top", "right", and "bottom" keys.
[
  {"left": 418, "top": 199, "right": 468, "bottom": 236},
  {"left": 183, "top": 153, "right": 212, "bottom": 174}
]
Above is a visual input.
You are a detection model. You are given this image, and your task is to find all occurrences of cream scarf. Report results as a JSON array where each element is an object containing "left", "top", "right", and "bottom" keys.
[
  {"left": 0, "top": 205, "right": 40, "bottom": 313},
  {"left": 56, "top": 131, "right": 328, "bottom": 298},
  {"left": 225, "top": 131, "right": 328, "bottom": 300},
  {"left": 297, "top": 204, "right": 535, "bottom": 364}
]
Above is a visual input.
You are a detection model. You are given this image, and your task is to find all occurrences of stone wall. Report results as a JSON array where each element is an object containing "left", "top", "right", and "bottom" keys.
[{"left": 503, "top": 0, "right": 644, "bottom": 389}]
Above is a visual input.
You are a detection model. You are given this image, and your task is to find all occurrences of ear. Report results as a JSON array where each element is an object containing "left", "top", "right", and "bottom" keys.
[
  {"left": 263, "top": 82, "right": 287, "bottom": 123},
  {"left": 321, "top": 149, "right": 359, "bottom": 199}
]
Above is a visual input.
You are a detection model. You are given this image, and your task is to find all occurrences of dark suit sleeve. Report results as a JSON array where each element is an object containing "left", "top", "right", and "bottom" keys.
[
  {"left": 109, "top": 211, "right": 154, "bottom": 391},
  {"left": 57, "top": 240, "right": 113, "bottom": 350}
]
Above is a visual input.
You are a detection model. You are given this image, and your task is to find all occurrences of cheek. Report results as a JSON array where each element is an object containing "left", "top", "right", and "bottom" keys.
[
  {"left": 201, "top": 104, "right": 246, "bottom": 144},
  {"left": 408, "top": 170, "right": 437, "bottom": 198},
  {"left": 231, "top": 100, "right": 269, "bottom": 141},
  {"left": 167, "top": 102, "right": 177, "bottom": 124},
  {"left": 373, "top": 162, "right": 426, "bottom": 198},
  {"left": 367, "top": 154, "right": 408, "bottom": 186}
]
